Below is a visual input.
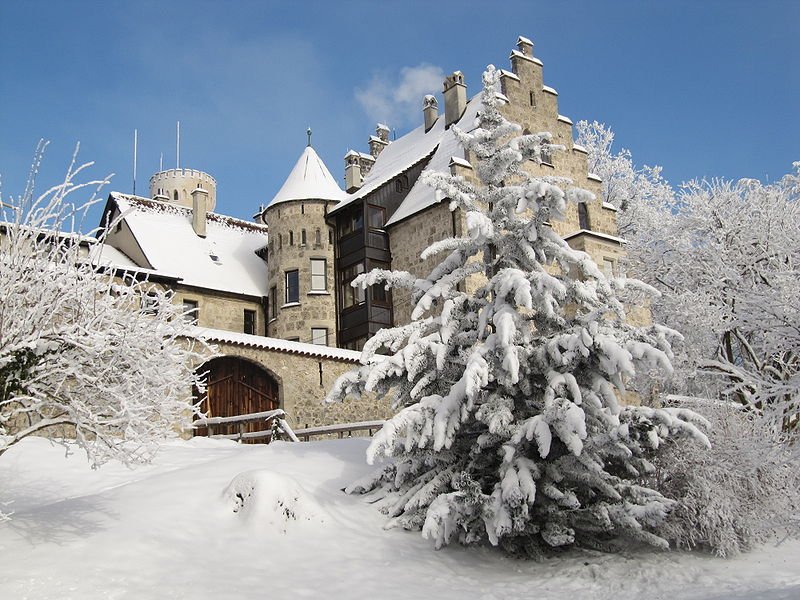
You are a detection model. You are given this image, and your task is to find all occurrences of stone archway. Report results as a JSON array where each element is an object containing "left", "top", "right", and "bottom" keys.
[{"left": 195, "top": 356, "right": 280, "bottom": 441}]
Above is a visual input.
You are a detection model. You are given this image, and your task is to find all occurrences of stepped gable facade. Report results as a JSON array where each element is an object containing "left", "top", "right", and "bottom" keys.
[{"left": 95, "top": 36, "right": 625, "bottom": 435}]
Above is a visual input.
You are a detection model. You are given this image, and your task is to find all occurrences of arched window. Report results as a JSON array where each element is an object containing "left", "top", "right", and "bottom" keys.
[
  {"left": 173, "top": 190, "right": 178, "bottom": 202},
  {"left": 315, "top": 228, "right": 321, "bottom": 246},
  {"left": 578, "top": 203, "right": 590, "bottom": 230}
]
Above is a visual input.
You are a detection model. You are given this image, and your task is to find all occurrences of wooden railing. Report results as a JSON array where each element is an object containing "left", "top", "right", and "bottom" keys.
[
  {"left": 193, "top": 409, "right": 299, "bottom": 443},
  {"left": 193, "top": 410, "right": 385, "bottom": 444},
  {"left": 292, "top": 420, "right": 386, "bottom": 441}
]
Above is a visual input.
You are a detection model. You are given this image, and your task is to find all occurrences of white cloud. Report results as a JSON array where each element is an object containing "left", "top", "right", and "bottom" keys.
[{"left": 355, "top": 63, "right": 445, "bottom": 129}]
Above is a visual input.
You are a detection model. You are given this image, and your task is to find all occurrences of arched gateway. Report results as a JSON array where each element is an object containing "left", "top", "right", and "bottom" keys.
[{"left": 194, "top": 356, "right": 280, "bottom": 442}]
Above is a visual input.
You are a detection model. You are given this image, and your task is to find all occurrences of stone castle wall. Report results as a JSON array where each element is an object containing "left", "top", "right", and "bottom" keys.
[{"left": 204, "top": 341, "right": 392, "bottom": 431}]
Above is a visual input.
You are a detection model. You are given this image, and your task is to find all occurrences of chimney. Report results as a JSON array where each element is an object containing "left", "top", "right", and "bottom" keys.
[
  {"left": 443, "top": 71, "right": 467, "bottom": 128},
  {"left": 344, "top": 150, "right": 362, "bottom": 192},
  {"left": 368, "top": 124, "right": 390, "bottom": 159},
  {"left": 423, "top": 95, "right": 438, "bottom": 131},
  {"left": 517, "top": 35, "right": 534, "bottom": 57},
  {"left": 191, "top": 187, "right": 208, "bottom": 237}
]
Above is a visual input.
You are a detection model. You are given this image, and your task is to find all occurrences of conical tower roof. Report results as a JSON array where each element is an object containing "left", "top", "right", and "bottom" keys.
[{"left": 269, "top": 145, "right": 346, "bottom": 206}]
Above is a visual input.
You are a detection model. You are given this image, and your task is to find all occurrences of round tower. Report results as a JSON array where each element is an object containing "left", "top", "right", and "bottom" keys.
[
  {"left": 263, "top": 139, "right": 344, "bottom": 345},
  {"left": 149, "top": 168, "right": 217, "bottom": 212}
]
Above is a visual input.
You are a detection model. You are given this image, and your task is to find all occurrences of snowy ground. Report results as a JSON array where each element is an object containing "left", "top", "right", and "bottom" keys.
[{"left": 0, "top": 437, "right": 798, "bottom": 600}]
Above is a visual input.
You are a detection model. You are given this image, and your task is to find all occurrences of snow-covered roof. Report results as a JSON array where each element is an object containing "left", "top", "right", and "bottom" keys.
[
  {"left": 385, "top": 95, "right": 482, "bottom": 227},
  {"left": 329, "top": 115, "right": 447, "bottom": 215},
  {"left": 557, "top": 115, "right": 573, "bottom": 125},
  {"left": 542, "top": 85, "right": 558, "bottom": 96},
  {"left": 572, "top": 143, "right": 589, "bottom": 154},
  {"left": 563, "top": 229, "right": 626, "bottom": 245},
  {"left": 269, "top": 146, "right": 346, "bottom": 207},
  {"left": 109, "top": 193, "right": 269, "bottom": 297},
  {"left": 587, "top": 173, "right": 603, "bottom": 182},
  {"left": 194, "top": 327, "right": 362, "bottom": 362}
]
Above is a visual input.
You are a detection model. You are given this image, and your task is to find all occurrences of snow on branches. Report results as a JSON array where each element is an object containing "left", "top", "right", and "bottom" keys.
[
  {"left": 0, "top": 143, "right": 212, "bottom": 468},
  {"left": 327, "top": 66, "right": 707, "bottom": 555}
]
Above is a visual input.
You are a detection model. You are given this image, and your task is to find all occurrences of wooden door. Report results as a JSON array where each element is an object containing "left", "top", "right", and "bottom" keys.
[{"left": 195, "top": 357, "right": 279, "bottom": 442}]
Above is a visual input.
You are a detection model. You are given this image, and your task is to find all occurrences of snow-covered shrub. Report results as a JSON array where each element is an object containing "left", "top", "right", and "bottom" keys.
[
  {"left": 327, "top": 67, "right": 708, "bottom": 556},
  {"left": 222, "top": 470, "right": 327, "bottom": 533},
  {"left": 651, "top": 399, "right": 800, "bottom": 557},
  {"left": 0, "top": 143, "right": 212, "bottom": 468}
]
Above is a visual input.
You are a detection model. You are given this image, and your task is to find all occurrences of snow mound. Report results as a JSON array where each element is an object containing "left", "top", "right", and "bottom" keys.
[{"left": 221, "top": 470, "right": 327, "bottom": 532}]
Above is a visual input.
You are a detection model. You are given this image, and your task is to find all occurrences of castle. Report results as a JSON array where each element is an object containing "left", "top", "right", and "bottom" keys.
[{"left": 95, "top": 36, "right": 625, "bottom": 436}]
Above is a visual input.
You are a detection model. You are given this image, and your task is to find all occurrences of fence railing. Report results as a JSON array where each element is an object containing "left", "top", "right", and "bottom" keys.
[
  {"left": 193, "top": 410, "right": 384, "bottom": 444},
  {"left": 292, "top": 420, "right": 386, "bottom": 441}
]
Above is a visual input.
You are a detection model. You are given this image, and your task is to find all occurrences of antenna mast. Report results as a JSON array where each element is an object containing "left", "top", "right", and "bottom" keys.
[{"left": 133, "top": 129, "right": 138, "bottom": 195}]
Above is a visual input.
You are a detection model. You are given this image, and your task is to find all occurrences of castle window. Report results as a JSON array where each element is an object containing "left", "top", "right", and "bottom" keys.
[
  {"left": 315, "top": 228, "right": 321, "bottom": 246},
  {"left": 339, "top": 262, "right": 365, "bottom": 309},
  {"left": 329, "top": 229, "right": 333, "bottom": 245},
  {"left": 578, "top": 202, "right": 591, "bottom": 230},
  {"left": 269, "top": 286, "right": 278, "bottom": 319},
  {"left": 243, "top": 309, "right": 256, "bottom": 335},
  {"left": 602, "top": 258, "right": 615, "bottom": 278},
  {"left": 311, "top": 328, "right": 328, "bottom": 346},
  {"left": 285, "top": 270, "right": 299, "bottom": 304},
  {"left": 301, "top": 229, "right": 307, "bottom": 246},
  {"left": 142, "top": 292, "right": 159, "bottom": 314},
  {"left": 278, "top": 234, "right": 282, "bottom": 250},
  {"left": 310, "top": 259, "right": 327, "bottom": 291},
  {"left": 370, "top": 260, "right": 390, "bottom": 304},
  {"left": 542, "top": 144, "right": 553, "bottom": 166},
  {"left": 182, "top": 299, "right": 199, "bottom": 325},
  {"left": 529, "top": 91, "right": 536, "bottom": 107},
  {"left": 173, "top": 190, "right": 178, "bottom": 202},
  {"left": 301, "top": 204, "right": 305, "bottom": 215},
  {"left": 289, "top": 231, "right": 294, "bottom": 246},
  {"left": 338, "top": 209, "right": 363, "bottom": 238},
  {"left": 368, "top": 205, "right": 385, "bottom": 229}
]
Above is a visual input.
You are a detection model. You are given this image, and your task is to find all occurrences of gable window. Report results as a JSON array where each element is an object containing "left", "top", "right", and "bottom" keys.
[
  {"left": 578, "top": 203, "right": 591, "bottom": 230},
  {"left": 285, "top": 270, "right": 299, "bottom": 304},
  {"left": 243, "top": 309, "right": 256, "bottom": 335},
  {"left": 182, "top": 299, "right": 199, "bottom": 325},
  {"left": 311, "top": 328, "right": 328, "bottom": 346},
  {"left": 269, "top": 286, "right": 278, "bottom": 319},
  {"left": 310, "top": 259, "right": 327, "bottom": 291}
]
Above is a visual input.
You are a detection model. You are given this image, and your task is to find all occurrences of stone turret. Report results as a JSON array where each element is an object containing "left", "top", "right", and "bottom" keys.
[
  {"left": 262, "top": 140, "right": 344, "bottom": 344},
  {"left": 149, "top": 168, "right": 217, "bottom": 212}
]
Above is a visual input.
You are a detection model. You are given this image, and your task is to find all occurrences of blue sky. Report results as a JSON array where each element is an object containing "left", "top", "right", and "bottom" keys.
[{"left": 1, "top": 0, "right": 798, "bottom": 225}]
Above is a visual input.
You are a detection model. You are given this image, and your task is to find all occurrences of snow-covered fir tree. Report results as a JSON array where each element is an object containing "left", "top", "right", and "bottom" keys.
[{"left": 326, "top": 66, "right": 708, "bottom": 556}]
